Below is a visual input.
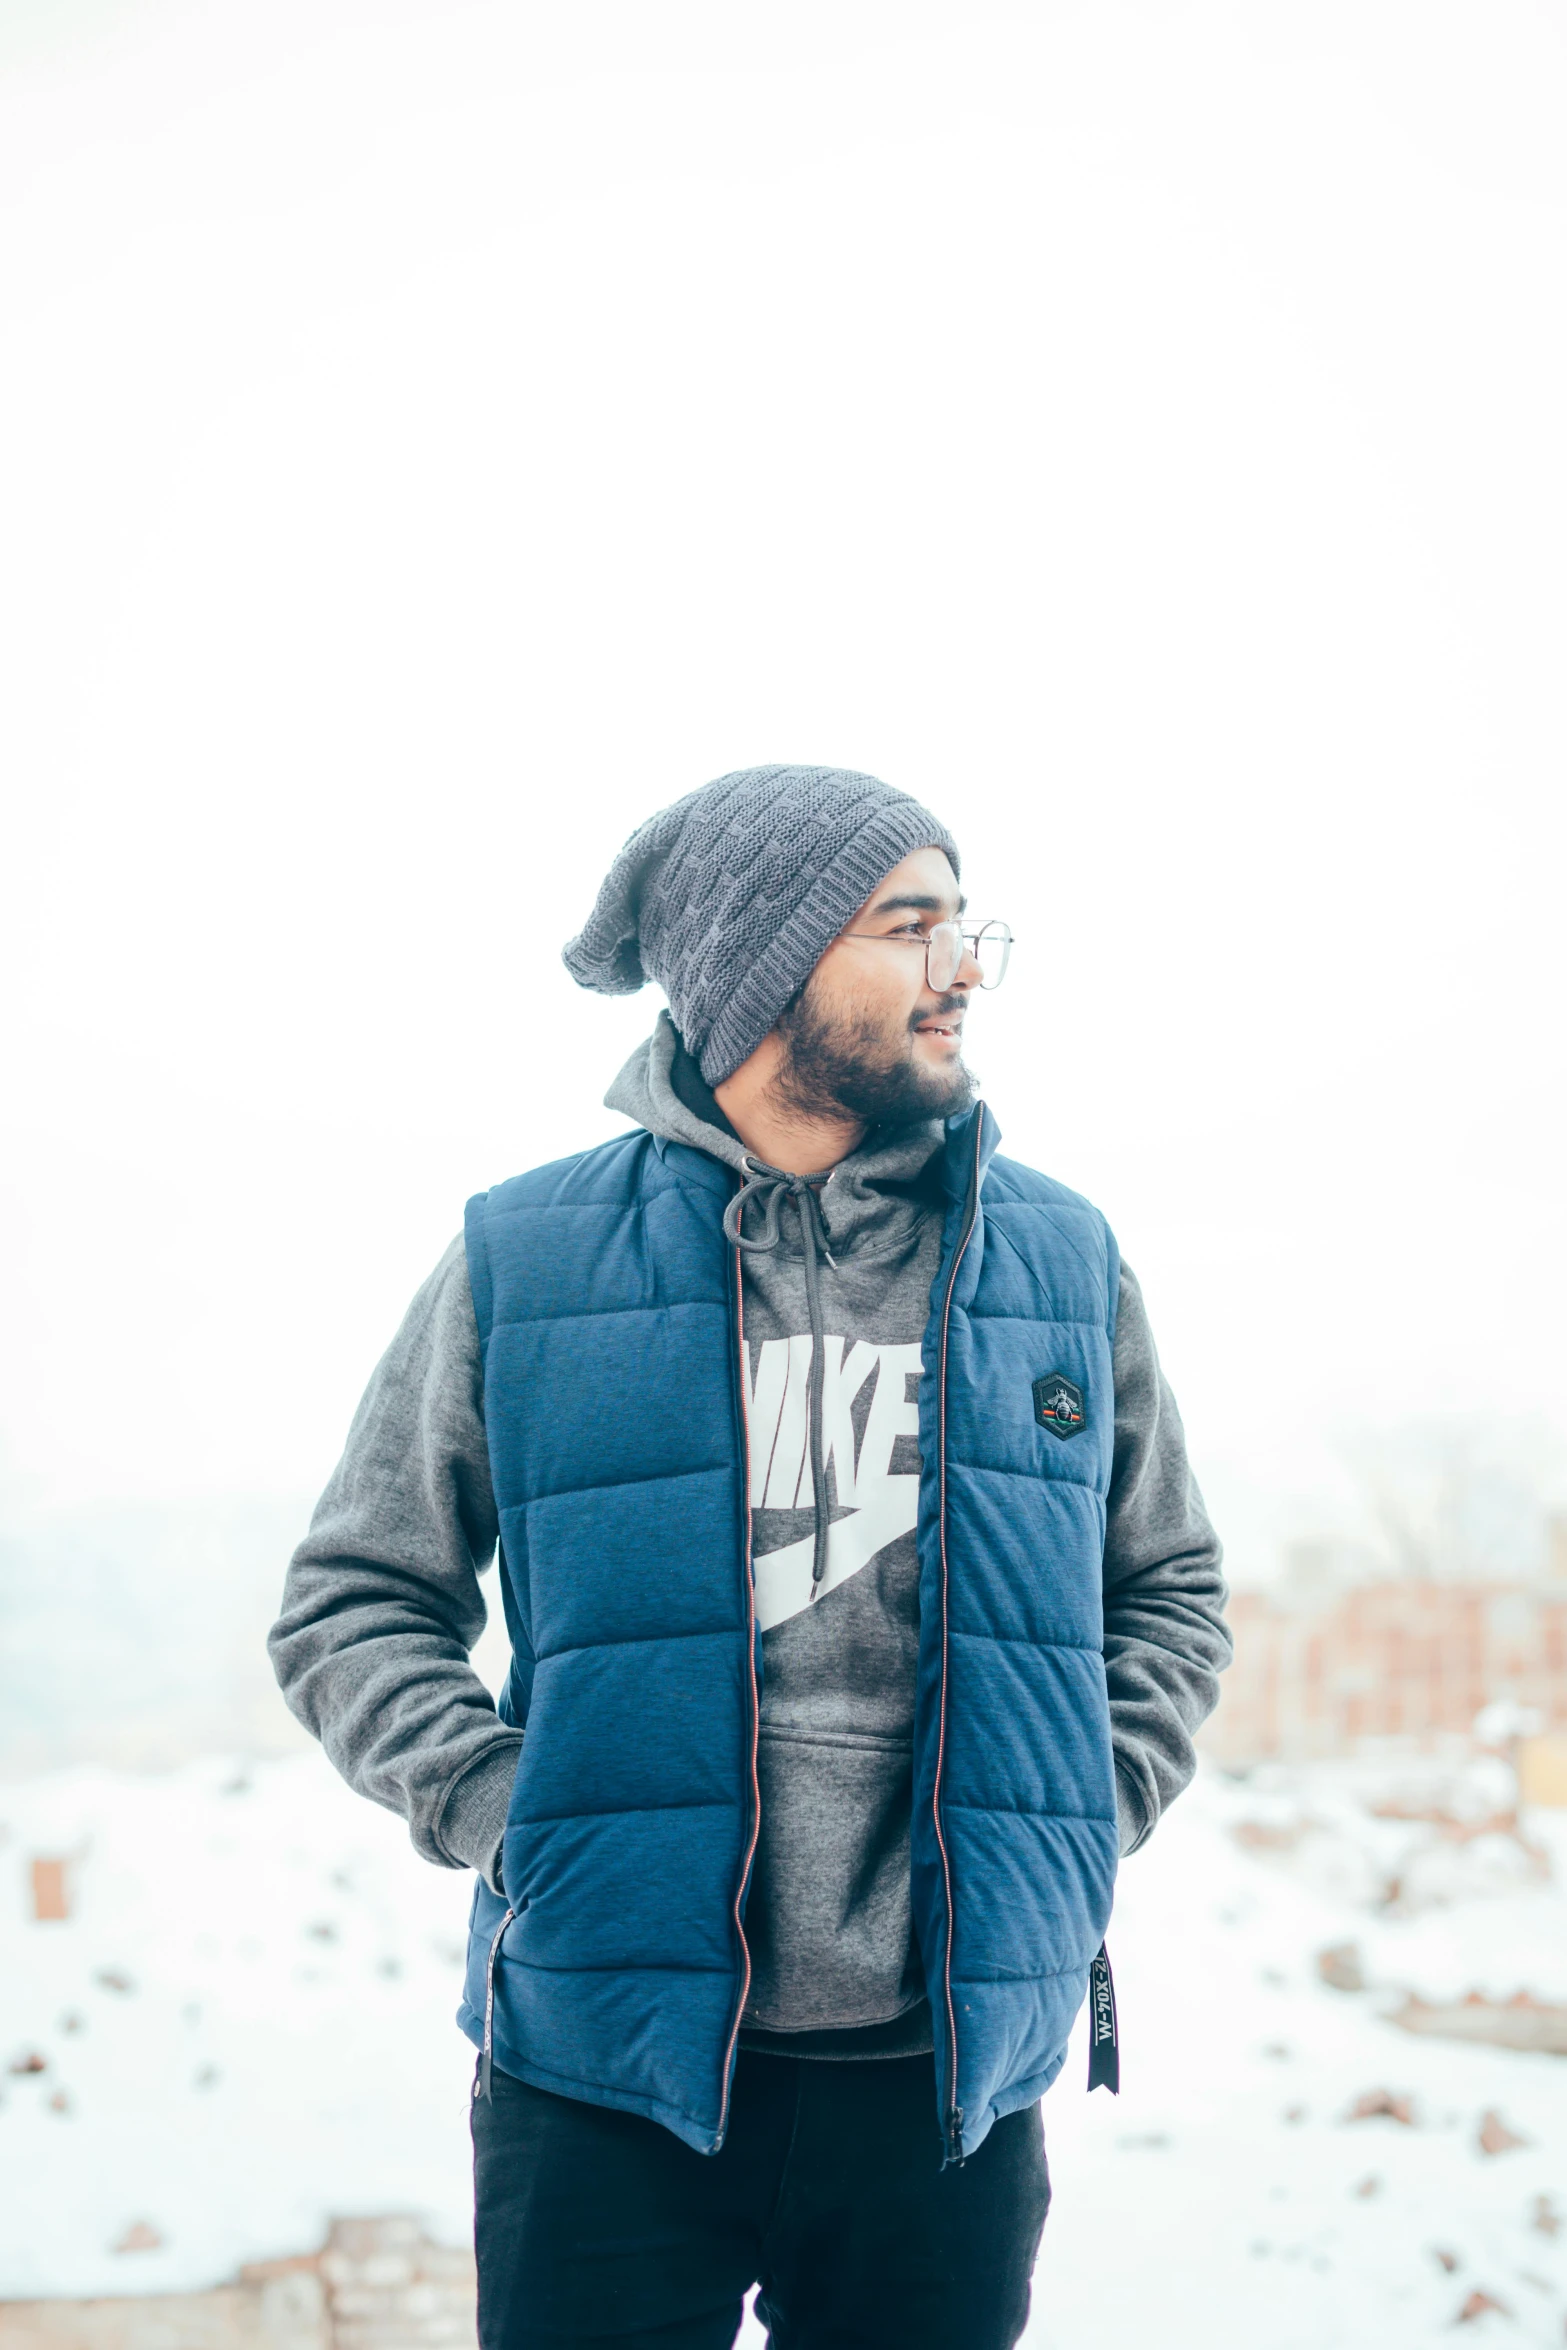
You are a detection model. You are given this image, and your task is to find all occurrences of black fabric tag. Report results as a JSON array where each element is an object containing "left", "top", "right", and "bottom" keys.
[{"left": 1087, "top": 1942, "right": 1119, "bottom": 2093}]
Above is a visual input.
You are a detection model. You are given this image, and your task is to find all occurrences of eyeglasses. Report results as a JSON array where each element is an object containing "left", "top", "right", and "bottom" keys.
[{"left": 838, "top": 918, "right": 1013, "bottom": 992}]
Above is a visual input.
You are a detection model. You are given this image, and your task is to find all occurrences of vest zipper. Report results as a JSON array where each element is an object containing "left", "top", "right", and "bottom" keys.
[
  {"left": 932, "top": 1112, "right": 985, "bottom": 2164},
  {"left": 476, "top": 1905, "right": 514, "bottom": 2103},
  {"left": 714, "top": 1228, "right": 762, "bottom": 2152}
]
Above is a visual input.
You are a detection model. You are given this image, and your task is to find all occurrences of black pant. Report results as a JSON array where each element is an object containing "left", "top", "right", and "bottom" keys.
[{"left": 471, "top": 2049, "right": 1049, "bottom": 2349}]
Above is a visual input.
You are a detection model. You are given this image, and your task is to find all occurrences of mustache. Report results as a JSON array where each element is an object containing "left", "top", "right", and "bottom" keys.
[{"left": 908, "top": 993, "right": 967, "bottom": 1031}]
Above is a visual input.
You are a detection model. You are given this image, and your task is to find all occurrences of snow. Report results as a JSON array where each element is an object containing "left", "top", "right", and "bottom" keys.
[
  {"left": 1027, "top": 1766, "right": 1567, "bottom": 2350},
  {"left": 3, "top": 1751, "right": 1565, "bottom": 2345},
  {"left": 0, "top": 1754, "right": 477, "bottom": 2300}
]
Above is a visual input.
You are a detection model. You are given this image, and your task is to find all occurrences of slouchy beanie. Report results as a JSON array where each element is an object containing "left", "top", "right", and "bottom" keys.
[{"left": 562, "top": 765, "right": 960, "bottom": 1086}]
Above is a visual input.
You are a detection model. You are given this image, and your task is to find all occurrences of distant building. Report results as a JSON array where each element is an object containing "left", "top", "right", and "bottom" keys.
[
  {"left": 1203, "top": 1578, "right": 1567, "bottom": 1767},
  {"left": 0, "top": 2217, "right": 474, "bottom": 2350}
]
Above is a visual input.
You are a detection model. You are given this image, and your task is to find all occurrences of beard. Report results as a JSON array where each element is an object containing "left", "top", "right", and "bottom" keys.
[{"left": 770, "top": 978, "right": 978, "bottom": 1130}]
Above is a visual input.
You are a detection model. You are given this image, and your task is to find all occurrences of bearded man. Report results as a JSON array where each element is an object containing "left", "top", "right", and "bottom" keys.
[{"left": 270, "top": 764, "right": 1231, "bottom": 2350}]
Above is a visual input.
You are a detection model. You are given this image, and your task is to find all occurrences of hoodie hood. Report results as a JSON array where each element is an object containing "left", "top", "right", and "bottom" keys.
[{"left": 605, "top": 1012, "right": 947, "bottom": 1258}]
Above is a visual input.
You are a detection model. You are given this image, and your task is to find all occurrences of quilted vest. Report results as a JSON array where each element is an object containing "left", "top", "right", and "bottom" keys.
[{"left": 457, "top": 1101, "right": 1121, "bottom": 2161}]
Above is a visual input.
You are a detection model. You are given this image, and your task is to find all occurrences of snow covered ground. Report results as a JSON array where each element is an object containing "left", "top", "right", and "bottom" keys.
[
  {"left": 0, "top": 1754, "right": 477, "bottom": 2300},
  {"left": 3, "top": 1750, "right": 1564, "bottom": 2346},
  {"left": 1029, "top": 1760, "right": 1567, "bottom": 2349}
]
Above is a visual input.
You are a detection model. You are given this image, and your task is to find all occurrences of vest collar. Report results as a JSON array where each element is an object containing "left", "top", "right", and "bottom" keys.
[{"left": 939, "top": 1100, "right": 1002, "bottom": 1201}]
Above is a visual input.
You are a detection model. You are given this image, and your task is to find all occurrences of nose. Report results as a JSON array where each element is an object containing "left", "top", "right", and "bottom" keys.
[{"left": 951, "top": 941, "right": 982, "bottom": 992}]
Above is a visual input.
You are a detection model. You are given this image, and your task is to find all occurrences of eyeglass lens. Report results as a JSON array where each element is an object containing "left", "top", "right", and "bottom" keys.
[{"left": 928, "top": 920, "right": 1012, "bottom": 992}]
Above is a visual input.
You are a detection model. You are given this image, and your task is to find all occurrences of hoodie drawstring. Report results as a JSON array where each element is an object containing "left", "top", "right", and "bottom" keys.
[{"left": 723, "top": 1159, "right": 837, "bottom": 1597}]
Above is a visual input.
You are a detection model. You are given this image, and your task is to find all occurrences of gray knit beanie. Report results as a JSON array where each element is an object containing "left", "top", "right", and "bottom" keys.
[{"left": 563, "top": 765, "right": 961, "bottom": 1086}]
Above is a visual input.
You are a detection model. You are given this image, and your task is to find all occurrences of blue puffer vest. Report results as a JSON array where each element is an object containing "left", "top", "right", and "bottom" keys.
[{"left": 457, "top": 1101, "right": 1121, "bottom": 2161}]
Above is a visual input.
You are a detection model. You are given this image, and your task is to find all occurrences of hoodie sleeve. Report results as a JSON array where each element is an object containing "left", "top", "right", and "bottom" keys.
[
  {"left": 267, "top": 1237, "right": 521, "bottom": 1891},
  {"left": 1103, "top": 1264, "right": 1232, "bottom": 1856}
]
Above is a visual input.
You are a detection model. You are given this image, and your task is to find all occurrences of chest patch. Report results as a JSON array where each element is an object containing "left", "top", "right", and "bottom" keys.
[{"left": 1033, "top": 1371, "right": 1086, "bottom": 1439}]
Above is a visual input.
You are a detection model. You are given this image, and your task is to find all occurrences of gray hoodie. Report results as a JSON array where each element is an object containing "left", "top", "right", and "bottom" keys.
[{"left": 270, "top": 1018, "right": 1231, "bottom": 2056}]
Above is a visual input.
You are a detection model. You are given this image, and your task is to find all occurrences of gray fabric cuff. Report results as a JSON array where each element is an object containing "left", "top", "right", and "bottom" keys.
[
  {"left": 1115, "top": 1764, "right": 1151, "bottom": 1858},
  {"left": 435, "top": 1736, "right": 523, "bottom": 1890}
]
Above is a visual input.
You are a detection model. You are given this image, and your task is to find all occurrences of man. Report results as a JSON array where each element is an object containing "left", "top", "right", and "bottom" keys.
[{"left": 271, "top": 764, "right": 1230, "bottom": 2350}]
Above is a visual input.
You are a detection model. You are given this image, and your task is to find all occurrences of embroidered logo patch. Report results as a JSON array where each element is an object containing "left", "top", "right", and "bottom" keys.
[{"left": 1032, "top": 1372, "right": 1086, "bottom": 1439}]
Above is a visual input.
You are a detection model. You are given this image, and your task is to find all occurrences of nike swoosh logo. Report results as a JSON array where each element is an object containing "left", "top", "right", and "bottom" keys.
[{"left": 753, "top": 1477, "right": 920, "bottom": 1633}]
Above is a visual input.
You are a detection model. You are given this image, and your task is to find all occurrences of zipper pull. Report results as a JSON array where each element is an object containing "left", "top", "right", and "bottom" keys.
[
  {"left": 1087, "top": 1942, "right": 1119, "bottom": 2094},
  {"left": 477, "top": 1907, "right": 514, "bottom": 2103},
  {"left": 946, "top": 2107, "right": 966, "bottom": 2166}
]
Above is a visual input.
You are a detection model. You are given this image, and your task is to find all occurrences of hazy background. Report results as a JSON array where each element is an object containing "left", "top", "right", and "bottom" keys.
[{"left": 3, "top": 0, "right": 1565, "bottom": 1772}]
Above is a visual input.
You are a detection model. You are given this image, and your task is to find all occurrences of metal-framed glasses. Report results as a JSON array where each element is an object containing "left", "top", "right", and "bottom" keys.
[{"left": 839, "top": 918, "right": 1013, "bottom": 992}]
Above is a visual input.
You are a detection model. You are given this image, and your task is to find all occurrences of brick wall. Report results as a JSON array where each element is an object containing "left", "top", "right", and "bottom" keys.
[
  {"left": 0, "top": 2218, "right": 475, "bottom": 2350},
  {"left": 1202, "top": 1580, "right": 1567, "bottom": 1765}
]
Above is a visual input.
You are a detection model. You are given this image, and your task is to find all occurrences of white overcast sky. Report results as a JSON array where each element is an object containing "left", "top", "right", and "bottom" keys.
[{"left": 3, "top": 0, "right": 1565, "bottom": 1578}]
